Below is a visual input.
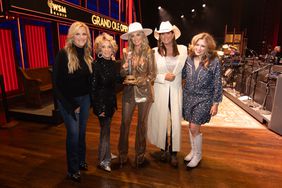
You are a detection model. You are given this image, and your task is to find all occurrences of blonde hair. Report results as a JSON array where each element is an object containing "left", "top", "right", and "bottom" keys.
[
  {"left": 64, "top": 21, "right": 93, "bottom": 73},
  {"left": 93, "top": 32, "right": 118, "bottom": 55},
  {"left": 188, "top": 32, "right": 217, "bottom": 68},
  {"left": 127, "top": 31, "right": 151, "bottom": 57}
]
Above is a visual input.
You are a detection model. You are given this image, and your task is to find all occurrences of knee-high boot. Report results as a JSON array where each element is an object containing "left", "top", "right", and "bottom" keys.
[
  {"left": 187, "top": 133, "right": 202, "bottom": 168},
  {"left": 184, "top": 130, "right": 194, "bottom": 162}
]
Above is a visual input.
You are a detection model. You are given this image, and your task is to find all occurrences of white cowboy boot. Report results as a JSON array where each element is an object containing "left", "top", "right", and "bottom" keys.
[
  {"left": 184, "top": 130, "right": 194, "bottom": 162},
  {"left": 187, "top": 133, "right": 202, "bottom": 168}
]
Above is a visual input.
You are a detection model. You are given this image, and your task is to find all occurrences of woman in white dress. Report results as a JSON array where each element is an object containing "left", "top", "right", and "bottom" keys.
[{"left": 147, "top": 21, "right": 187, "bottom": 167}]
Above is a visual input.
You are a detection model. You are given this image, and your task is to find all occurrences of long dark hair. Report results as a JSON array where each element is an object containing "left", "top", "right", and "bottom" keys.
[{"left": 157, "top": 32, "right": 179, "bottom": 57}]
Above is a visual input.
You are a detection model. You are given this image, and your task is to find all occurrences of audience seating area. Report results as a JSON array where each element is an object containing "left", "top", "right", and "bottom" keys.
[{"left": 18, "top": 67, "right": 52, "bottom": 108}]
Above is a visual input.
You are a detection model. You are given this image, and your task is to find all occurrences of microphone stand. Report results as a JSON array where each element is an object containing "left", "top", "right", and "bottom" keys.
[
  {"left": 240, "top": 56, "right": 247, "bottom": 95},
  {"left": 245, "top": 50, "right": 257, "bottom": 96}
]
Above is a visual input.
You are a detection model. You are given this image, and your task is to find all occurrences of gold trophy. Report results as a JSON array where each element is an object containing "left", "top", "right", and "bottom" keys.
[{"left": 123, "top": 52, "right": 137, "bottom": 85}]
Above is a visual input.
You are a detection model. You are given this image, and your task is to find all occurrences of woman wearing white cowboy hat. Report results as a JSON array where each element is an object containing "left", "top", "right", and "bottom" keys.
[
  {"left": 117, "top": 22, "right": 156, "bottom": 168},
  {"left": 147, "top": 21, "right": 187, "bottom": 168}
]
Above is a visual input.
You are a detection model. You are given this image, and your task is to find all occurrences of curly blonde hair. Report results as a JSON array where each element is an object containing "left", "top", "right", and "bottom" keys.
[
  {"left": 64, "top": 21, "right": 93, "bottom": 73},
  {"left": 188, "top": 32, "right": 217, "bottom": 68},
  {"left": 93, "top": 32, "right": 118, "bottom": 55}
]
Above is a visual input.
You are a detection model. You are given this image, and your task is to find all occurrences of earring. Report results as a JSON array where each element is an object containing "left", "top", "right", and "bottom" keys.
[{"left": 98, "top": 53, "right": 103, "bottom": 58}]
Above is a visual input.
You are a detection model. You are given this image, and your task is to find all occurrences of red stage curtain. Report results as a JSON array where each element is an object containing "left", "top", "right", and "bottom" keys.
[
  {"left": 0, "top": 28, "right": 19, "bottom": 93},
  {"left": 59, "top": 34, "right": 67, "bottom": 49},
  {"left": 25, "top": 25, "right": 49, "bottom": 68}
]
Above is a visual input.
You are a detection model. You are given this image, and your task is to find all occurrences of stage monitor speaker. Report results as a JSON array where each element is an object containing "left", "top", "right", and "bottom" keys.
[{"left": 269, "top": 75, "right": 282, "bottom": 135}]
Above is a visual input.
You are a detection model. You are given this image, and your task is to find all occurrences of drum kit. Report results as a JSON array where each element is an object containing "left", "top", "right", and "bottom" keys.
[{"left": 220, "top": 44, "right": 242, "bottom": 88}]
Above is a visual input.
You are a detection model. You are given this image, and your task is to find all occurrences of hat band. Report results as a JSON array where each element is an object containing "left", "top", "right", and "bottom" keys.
[{"left": 157, "top": 29, "right": 173, "bottom": 33}]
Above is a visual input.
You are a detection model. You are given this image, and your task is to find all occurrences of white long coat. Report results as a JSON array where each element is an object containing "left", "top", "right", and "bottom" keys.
[{"left": 147, "top": 45, "right": 187, "bottom": 151}]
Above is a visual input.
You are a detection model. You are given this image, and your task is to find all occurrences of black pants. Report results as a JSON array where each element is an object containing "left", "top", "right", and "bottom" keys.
[{"left": 163, "top": 91, "right": 177, "bottom": 156}]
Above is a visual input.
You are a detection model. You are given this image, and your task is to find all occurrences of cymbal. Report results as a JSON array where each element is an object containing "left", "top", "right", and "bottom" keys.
[
  {"left": 222, "top": 44, "right": 229, "bottom": 49},
  {"left": 217, "top": 50, "right": 224, "bottom": 56},
  {"left": 229, "top": 45, "right": 238, "bottom": 50}
]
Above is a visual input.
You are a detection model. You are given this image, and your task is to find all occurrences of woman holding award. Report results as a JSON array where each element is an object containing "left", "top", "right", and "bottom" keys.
[{"left": 117, "top": 22, "right": 156, "bottom": 168}]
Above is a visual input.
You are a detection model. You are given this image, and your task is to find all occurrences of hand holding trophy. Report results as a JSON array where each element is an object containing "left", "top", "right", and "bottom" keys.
[{"left": 123, "top": 51, "right": 137, "bottom": 85}]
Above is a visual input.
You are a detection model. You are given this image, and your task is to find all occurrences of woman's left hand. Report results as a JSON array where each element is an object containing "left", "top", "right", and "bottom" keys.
[{"left": 210, "top": 104, "right": 218, "bottom": 116}]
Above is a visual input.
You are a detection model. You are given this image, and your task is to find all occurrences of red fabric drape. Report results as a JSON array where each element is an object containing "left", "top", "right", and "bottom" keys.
[
  {"left": 128, "top": 0, "right": 133, "bottom": 23},
  {"left": 25, "top": 25, "right": 49, "bottom": 68},
  {"left": 0, "top": 29, "right": 19, "bottom": 93},
  {"left": 59, "top": 34, "right": 67, "bottom": 49}
]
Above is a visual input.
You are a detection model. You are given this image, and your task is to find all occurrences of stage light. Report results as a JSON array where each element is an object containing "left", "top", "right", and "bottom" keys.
[
  {"left": 202, "top": 4, "right": 206, "bottom": 8},
  {"left": 181, "top": 15, "right": 184, "bottom": 18},
  {"left": 191, "top": 9, "right": 195, "bottom": 13},
  {"left": 158, "top": 6, "right": 172, "bottom": 22}
]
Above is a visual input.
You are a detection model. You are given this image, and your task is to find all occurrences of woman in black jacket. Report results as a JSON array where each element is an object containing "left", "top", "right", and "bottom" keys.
[{"left": 91, "top": 32, "right": 119, "bottom": 172}]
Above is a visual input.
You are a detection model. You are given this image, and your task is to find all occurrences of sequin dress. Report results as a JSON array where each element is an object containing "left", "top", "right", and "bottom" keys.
[{"left": 182, "top": 56, "right": 222, "bottom": 125}]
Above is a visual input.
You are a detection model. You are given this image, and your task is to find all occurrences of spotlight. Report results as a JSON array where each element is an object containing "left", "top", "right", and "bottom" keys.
[
  {"left": 181, "top": 15, "right": 184, "bottom": 18},
  {"left": 158, "top": 6, "right": 161, "bottom": 10},
  {"left": 191, "top": 9, "right": 195, "bottom": 13},
  {"left": 202, "top": 4, "right": 206, "bottom": 8}
]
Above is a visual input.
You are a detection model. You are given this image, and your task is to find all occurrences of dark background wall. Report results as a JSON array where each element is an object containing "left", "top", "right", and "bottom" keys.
[{"left": 140, "top": 0, "right": 282, "bottom": 55}]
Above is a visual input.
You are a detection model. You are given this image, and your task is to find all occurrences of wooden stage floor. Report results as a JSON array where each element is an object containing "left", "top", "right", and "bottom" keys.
[{"left": 0, "top": 93, "right": 282, "bottom": 188}]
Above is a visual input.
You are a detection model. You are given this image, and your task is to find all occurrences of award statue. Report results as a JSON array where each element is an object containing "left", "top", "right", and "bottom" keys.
[{"left": 123, "top": 52, "right": 137, "bottom": 85}]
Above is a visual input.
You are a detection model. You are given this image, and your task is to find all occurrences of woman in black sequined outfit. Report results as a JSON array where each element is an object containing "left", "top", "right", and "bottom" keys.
[{"left": 91, "top": 32, "right": 119, "bottom": 172}]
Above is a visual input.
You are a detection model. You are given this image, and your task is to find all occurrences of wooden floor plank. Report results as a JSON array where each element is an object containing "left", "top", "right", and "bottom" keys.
[{"left": 0, "top": 94, "right": 281, "bottom": 187}]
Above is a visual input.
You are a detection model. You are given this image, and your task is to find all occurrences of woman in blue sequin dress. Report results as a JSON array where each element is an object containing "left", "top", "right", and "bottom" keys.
[{"left": 182, "top": 33, "right": 222, "bottom": 168}]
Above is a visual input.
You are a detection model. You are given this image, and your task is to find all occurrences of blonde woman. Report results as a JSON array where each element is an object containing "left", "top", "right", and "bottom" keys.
[
  {"left": 53, "top": 21, "right": 92, "bottom": 182},
  {"left": 91, "top": 32, "right": 119, "bottom": 172},
  {"left": 117, "top": 22, "right": 156, "bottom": 168}
]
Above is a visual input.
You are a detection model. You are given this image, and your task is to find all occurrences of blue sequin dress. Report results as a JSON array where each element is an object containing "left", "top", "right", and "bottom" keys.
[{"left": 182, "top": 56, "right": 223, "bottom": 125}]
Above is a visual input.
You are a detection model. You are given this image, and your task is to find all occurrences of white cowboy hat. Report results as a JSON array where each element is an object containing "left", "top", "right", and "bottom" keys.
[
  {"left": 154, "top": 21, "right": 181, "bottom": 40},
  {"left": 120, "top": 22, "right": 152, "bottom": 40}
]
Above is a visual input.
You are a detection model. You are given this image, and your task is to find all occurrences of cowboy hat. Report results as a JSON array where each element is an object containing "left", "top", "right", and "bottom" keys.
[
  {"left": 120, "top": 22, "right": 152, "bottom": 40},
  {"left": 154, "top": 21, "right": 181, "bottom": 40}
]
